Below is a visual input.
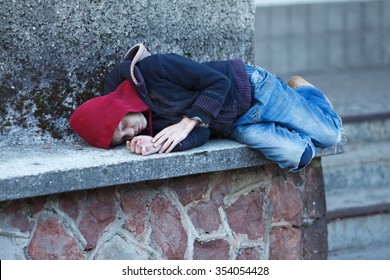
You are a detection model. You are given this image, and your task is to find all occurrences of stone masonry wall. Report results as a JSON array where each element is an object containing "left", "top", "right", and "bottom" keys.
[{"left": 0, "top": 159, "right": 327, "bottom": 260}]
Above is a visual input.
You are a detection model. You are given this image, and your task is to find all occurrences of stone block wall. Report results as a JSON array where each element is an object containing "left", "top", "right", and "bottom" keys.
[
  {"left": 255, "top": 0, "right": 390, "bottom": 74},
  {"left": 0, "top": 159, "right": 327, "bottom": 260}
]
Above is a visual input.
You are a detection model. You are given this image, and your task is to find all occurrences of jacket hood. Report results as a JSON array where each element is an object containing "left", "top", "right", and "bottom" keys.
[
  {"left": 69, "top": 80, "right": 151, "bottom": 149},
  {"left": 122, "top": 43, "right": 151, "bottom": 85}
]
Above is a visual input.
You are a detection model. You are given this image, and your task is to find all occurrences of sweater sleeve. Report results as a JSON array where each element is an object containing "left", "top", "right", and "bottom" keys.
[
  {"left": 172, "top": 127, "right": 211, "bottom": 152},
  {"left": 139, "top": 54, "right": 231, "bottom": 126}
]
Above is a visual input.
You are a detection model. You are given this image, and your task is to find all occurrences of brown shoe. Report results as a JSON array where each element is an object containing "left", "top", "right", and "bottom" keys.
[
  {"left": 287, "top": 76, "right": 333, "bottom": 108},
  {"left": 287, "top": 75, "right": 314, "bottom": 88}
]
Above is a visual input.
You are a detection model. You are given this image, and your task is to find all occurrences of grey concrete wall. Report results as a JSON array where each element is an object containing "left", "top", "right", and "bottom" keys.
[
  {"left": 255, "top": 0, "right": 390, "bottom": 74},
  {"left": 0, "top": 0, "right": 255, "bottom": 146}
]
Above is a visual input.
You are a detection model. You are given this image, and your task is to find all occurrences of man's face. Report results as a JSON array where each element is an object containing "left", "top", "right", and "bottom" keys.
[{"left": 110, "top": 112, "right": 147, "bottom": 146}]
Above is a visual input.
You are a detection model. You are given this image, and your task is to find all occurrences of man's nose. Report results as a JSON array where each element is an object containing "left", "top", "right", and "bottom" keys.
[{"left": 123, "top": 127, "right": 135, "bottom": 137}]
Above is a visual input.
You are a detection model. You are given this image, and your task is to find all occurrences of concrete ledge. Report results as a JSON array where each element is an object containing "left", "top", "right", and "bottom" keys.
[{"left": 0, "top": 137, "right": 346, "bottom": 202}]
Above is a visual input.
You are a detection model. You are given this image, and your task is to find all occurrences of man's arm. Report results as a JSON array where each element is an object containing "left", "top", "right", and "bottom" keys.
[
  {"left": 129, "top": 122, "right": 210, "bottom": 155},
  {"left": 152, "top": 116, "right": 199, "bottom": 153},
  {"left": 138, "top": 54, "right": 231, "bottom": 127}
]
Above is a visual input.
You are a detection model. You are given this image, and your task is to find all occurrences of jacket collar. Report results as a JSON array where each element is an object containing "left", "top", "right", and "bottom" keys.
[{"left": 122, "top": 43, "right": 151, "bottom": 85}]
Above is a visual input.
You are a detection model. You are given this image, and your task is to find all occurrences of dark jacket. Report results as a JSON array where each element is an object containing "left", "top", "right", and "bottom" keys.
[{"left": 104, "top": 53, "right": 251, "bottom": 151}]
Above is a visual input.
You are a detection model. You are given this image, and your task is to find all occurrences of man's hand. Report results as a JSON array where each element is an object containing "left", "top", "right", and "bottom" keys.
[
  {"left": 152, "top": 117, "right": 200, "bottom": 153},
  {"left": 127, "top": 136, "right": 162, "bottom": 155}
]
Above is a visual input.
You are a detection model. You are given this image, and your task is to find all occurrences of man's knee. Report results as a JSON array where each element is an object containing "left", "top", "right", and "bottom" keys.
[{"left": 315, "top": 128, "right": 342, "bottom": 148}]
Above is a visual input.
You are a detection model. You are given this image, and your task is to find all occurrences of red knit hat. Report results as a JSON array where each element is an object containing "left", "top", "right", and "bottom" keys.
[{"left": 69, "top": 80, "right": 151, "bottom": 149}]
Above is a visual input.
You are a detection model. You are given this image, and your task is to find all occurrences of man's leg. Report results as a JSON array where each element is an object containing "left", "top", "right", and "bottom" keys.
[
  {"left": 244, "top": 67, "right": 342, "bottom": 148},
  {"left": 229, "top": 121, "right": 315, "bottom": 171}
]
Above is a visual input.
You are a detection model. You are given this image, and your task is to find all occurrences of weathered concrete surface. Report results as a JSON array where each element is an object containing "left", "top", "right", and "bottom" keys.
[
  {"left": 0, "top": 137, "right": 346, "bottom": 202},
  {"left": 0, "top": 140, "right": 267, "bottom": 201},
  {"left": 0, "top": 0, "right": 254, "bottom": 146}
]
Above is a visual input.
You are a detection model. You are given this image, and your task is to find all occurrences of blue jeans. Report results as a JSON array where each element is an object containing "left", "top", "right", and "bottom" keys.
[{"left": 229, "top": 65, "right": 343, "bottom": 171}]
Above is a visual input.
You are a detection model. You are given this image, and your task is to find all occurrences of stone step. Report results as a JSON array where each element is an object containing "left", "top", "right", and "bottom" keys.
[
  {"left": 326, "top": 186, "right": 390, "bottom": 216},
  {"left": 322, "top": 140, "right": 390, "bottom": 193},
  {"left": 328, "top": 240, "right": 390, "bottom": 260},
  {"left": 323, "top": 139, "right": 390, "bottom": 260},
  {"left": 314, "top": 65, "right": 390, "bottom": 259},
  {"left": 327, "top": 213, "right": 390, "bottom": 260},
  {"left": 342, "top": 114, "right": 390, "bottom": 144}
]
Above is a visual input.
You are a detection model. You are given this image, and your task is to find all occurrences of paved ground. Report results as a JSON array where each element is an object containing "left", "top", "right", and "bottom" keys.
[{"left": 279, "top": 66, "right": 390, "bottom": 118}]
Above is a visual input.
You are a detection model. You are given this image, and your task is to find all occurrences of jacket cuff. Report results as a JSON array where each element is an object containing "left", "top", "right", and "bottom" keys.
[
  {"left": 172, "top": 134, "right": 195, "bottom": 152},
  {"left": 193, "top": 95, "right": 223, "bottom": 118},
  {"left": 186, "top": 105, "right": 212, "bottom": 126}
]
